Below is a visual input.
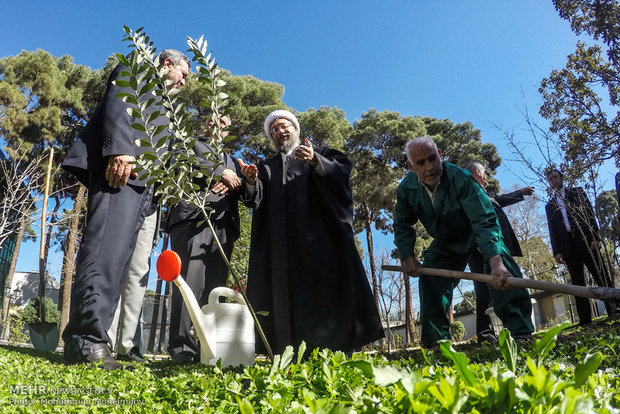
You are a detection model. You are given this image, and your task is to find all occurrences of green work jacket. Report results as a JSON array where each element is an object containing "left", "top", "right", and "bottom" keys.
[{"left": 394, "top": 162, "right": 505, "bottom": 262}]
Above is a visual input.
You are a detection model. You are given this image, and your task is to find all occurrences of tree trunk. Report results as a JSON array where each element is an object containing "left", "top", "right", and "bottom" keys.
[
  {"left": 363, "top": 205, "right": 384, "bottom": 345},
  {"left": 58, "top": 184, "right": 85, "bottom": 336},
  {"left": 0, "top": 220, "right": 25, "bottom": 340},
  {"left": 363, "top": 205, "right": 379, "bottom": 310},
  {"left": 403, "top": 275, "right": 417, "bottom": 344},
  {"left": 147, "top": 233, "right": 168, "bottom": 353}
]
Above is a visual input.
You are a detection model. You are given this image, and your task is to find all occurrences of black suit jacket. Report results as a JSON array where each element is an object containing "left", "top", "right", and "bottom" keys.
[
  {"left": 545, "top": 187, "right": 600, "bottom": 256},
  {"left": 489, "top": 190, "right": 524, "bottom": 257},
  {"left": 62, "top": 64, "right": 169, "bottom": 188},
  {"left": 167, "top": 139, "right": 242, "bottom": 241}
]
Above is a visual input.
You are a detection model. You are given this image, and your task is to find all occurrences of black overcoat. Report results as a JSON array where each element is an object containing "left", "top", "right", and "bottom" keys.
[
  {"left": 244, "top": 147, "right": 384, "bottom": 354},
  {"left": 62, "top": 63, "right": 167, "bottom": 188},
  {"left": 545, "top": 187, "right": 600, "bottom": 257},
  {"left": 489, "top": 190, "right": 525, "bottom": 257}
]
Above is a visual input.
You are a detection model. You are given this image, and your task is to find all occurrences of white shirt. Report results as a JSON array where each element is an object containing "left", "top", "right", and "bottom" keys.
[{"left": 555, "top": 187, "right": 572, "bottom": 232}]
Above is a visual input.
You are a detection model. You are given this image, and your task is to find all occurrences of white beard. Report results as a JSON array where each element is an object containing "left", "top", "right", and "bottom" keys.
[{"left": 275, "top": 134, "right": 300, "bottom": 155}]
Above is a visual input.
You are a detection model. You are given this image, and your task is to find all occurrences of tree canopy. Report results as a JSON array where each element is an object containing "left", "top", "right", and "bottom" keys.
[{"left": 540, "top": 0, "right": 620, "bottom": 174}]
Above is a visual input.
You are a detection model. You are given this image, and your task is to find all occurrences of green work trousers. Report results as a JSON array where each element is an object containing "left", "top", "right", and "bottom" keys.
[{"left": 419, "top": 247, "right": 533, "bottom": 348}]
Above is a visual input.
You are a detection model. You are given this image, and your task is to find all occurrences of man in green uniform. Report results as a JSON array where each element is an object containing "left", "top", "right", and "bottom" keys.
[{"left": 394, "top": 136, "right": 534, "bottom": 347}]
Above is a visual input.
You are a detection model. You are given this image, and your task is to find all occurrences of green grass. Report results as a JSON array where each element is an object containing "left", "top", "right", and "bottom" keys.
[{"left": 1, "top": 319, "right": 619, "bottom": 413}]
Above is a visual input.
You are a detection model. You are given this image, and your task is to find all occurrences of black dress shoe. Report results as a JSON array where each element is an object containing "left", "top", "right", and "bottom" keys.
[
  {"left": 117, "top": 347, "right": 148, "bottom": 363},
  {"left": 171, "top": 351, "right": 198, "bottom": 365},
  {"left": 512, "top": 333, "right": 533, "bottom": 341},
  {"left": 477, "top": 331, "right": 498, "bottom": 343},
  {"left": 85, "top": 343, "right": 128, "bottom": 371}
]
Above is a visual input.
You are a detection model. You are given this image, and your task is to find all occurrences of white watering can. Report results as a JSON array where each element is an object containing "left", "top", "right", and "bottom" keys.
[{"left": 156, "top": 250, "right": 255, "bottom": 366}]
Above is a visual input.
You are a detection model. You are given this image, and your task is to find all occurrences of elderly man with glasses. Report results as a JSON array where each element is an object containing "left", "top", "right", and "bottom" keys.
[{"left": 238, "top": 109, "right": 384, "bottom": 355}]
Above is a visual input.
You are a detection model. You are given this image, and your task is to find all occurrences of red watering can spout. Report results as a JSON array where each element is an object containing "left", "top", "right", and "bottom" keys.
[{"left": 157, "top": 250, "right": 182, "bottom": 282}]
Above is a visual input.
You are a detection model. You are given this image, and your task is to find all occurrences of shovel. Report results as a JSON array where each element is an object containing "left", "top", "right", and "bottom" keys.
[
  {"left": 28, "top": 148, "right": 59, "bottom": 351},
  {"left": 381, "top": 265, "right": 620, "bottom": 302}
]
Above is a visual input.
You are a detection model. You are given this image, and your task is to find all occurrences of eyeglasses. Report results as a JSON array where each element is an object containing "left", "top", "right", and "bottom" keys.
[{"left": 270, "top": 122, "right": 293, "bottom": 135}]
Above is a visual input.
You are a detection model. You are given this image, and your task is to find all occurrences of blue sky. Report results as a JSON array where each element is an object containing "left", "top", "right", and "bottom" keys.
[{"left": 2, "top": 1, "right": 613, "bottom": 300}]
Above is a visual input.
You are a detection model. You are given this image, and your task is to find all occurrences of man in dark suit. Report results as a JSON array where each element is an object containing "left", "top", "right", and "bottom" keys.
[
  {"left": 61, "top": 49, "right": 189, "bottom": 369},
  {"left": 545, "top": 168, "right": 616, "bottom": 325},
  {"left": 466, "top": 162, "right": 534, "bottom": 341},
  {"left": 167, "top": 115, "right": 243, "bottom": 363}
]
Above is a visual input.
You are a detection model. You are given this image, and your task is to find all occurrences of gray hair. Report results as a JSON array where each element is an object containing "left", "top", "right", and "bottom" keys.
[
  {"left": 465, "top": 161, "right": 483, "bottom": 174},
  {"left": 404, "top": 136, "right": 438, "bottom": 163},
  {"left": 158, "top": 49, "right": 190, "bottom": 69}
]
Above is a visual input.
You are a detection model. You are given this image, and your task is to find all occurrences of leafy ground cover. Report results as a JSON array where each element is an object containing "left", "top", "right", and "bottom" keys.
[{"left": 1, "top": 318, "right": 619, "bottom": 413}]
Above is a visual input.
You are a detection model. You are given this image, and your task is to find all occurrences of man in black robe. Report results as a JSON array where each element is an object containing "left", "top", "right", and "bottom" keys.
[
  {"left": 167, "top": 115, "right": 243, "bottom": 363},
  {"left": 239, "top": 110, "right": 384, "bottom": 355},
  {"left": 465, "top": 161, "right": 534, "bottom": 341},
  {"left": 61, "top": 49, "right": 189, "bottom": 369}
]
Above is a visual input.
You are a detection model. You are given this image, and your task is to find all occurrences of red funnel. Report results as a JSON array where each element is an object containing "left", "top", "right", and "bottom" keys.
[{"left": 157, "top": 250, "right": 182, "bottom": 282}]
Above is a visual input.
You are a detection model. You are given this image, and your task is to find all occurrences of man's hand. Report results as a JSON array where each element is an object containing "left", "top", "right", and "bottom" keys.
[
  {"left": 238, "top": 158, "right": 258, "bottom": 185},
  {"left": 590, "top": 239, "right": 600, "bottom": 250},
  {"left": 106, "top": 155, "right": 137, "bottom": 188},
  {"left": 520, "top": 186, "right": 535, "bottom": 196},
  {"left": 401, "top": 256, "right": 422, "bottom": 277},
  {"left": 488, "top": 255, "right": 511, "bottom": 291},
  {"left": 212, "top": 168, "right": 241, "bottom": 194},
  {"left": 294, "top": 138, "right": 318, "bottom": 167},
  {"left": 555, "top": 253, "right": 564, "bottom": 264}
]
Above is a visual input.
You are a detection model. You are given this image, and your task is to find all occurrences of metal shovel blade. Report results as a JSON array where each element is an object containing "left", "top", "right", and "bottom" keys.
[{"left": 28, "top": 322, "right": 60, "bottom": 352}]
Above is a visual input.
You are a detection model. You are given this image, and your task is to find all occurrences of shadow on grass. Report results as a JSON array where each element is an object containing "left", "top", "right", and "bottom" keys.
[
  {"left": 380, "top": 315, "right": 620, "bottom": 366},
  {"left": 0, "top": 343, "right": 254, "bottom": 379}
]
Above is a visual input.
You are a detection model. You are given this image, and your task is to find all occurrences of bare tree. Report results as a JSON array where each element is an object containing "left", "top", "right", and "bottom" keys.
[
  {"left": 497, "top": 104, "right": 615, "bottom": 287},
  {"left": 0, "top": 150, "right": 45, "bottom": 249},
  {"left": 376, "top": 250, "right": 403, "bottom": 351},
  {"left": 0, "top": 148, "right": 46, "bottom": 338},
  {"left": 501, "top": 185, "right": 556, "bottom": 282}
]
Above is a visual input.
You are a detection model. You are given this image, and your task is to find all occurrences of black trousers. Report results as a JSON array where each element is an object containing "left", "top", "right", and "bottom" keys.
[
  {"left": 563, "top": 232, "right": 614, "bottom": 324},
  {"left": 63, "top": 174, "right": 153, "bottom": 363},
  {"left": 167, "top": 219, "right": 233, "bottom": 357},
  {"left": 468, "top": 253, "right": 493, "bottom": 335}
]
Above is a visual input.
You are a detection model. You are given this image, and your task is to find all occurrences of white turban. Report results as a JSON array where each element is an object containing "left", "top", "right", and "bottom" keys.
[{"left": 264, "top": 110, "right": 300, "bottom": 139}]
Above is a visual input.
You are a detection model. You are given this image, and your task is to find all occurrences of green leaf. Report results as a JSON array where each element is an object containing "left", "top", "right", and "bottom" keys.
[
  {"left": 146, "top": 111, "right": 162, "bottom": 126},
  {"left": 498, "top": 328, "right": 517, "bottom": 372},
  {"left": 152, "top": 124, "right": 168, "bottom": 137},
  {"left": 141, "top": 152, "right": 158, "bottom": 161},
  {"left": 270, "top": 355, "right": 281, "bottom": 376},
  {"left": 126, "top": 107, "right": 141, "bottom": 118},
  {"left": 236, "top": 398, "right": 254, "bottom": 414},
  {"left": 342, "top": 359, "right": 373, "bottom": 378},
  {"left": 438, "top": 340, "right": 476, "bottom": 386},
  {"left": 130, "top": 123, "right": 147, "bottom": 132},
  {"left": 296, "top": 341, "right": 306, "bottom": 365},
  {"left": 135, "top": 139, "right": 152, "bottom": 148},
  {"left": 139, "top": 80, "right": 158, "bottom": 96},
  {"left": 113, "top": 79, "right": 130, "bottom": 88},
  {"left": 574, "top": 352, "right": 603, "bottom": 387},
  {"left": 116, "top": 53, "right": 130, "bottom": 67},
  {"left": 141, "top": 97, "right": 156, "bottom": 111},
  {"left": 121, "top": 94, "right": 138, "bottom": 105},
  {"left": 279, "top": 346, "right": 294, "bottom": 370},
  {"left": 532, "top": 320, "right": 572, "bottom": 364},
  {"left": 154, "top": 135, "right": 168, "bottom": 149},
  {"left": 373, "top": 365, "right": 406, "bottom": 386}
]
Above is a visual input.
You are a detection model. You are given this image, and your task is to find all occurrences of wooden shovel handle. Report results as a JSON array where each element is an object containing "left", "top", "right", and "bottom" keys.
[{"left": 381, "top": 264, "right": 620, "bottom": 301}]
